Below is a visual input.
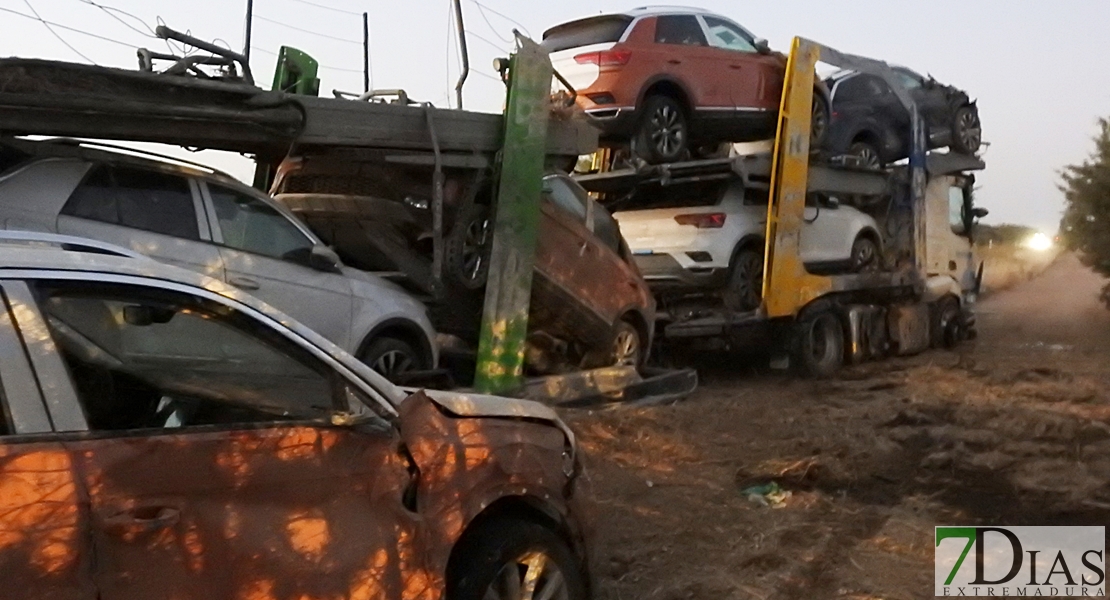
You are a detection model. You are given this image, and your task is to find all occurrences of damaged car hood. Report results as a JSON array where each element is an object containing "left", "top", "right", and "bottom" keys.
[{"left": 408, "top": 388, "right": 577, "bottom": 455}]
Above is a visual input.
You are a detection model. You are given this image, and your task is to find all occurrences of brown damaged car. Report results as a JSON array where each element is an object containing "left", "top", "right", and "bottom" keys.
[
  {"left": 272, "top": 154, "right": 656, "bottom": 371},
  {"left": 0, "top": 237, "right": 593, "bottom": 600}
]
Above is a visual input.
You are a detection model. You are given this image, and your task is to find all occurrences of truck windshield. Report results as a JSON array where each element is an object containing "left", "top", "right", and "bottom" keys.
[{"left": 542, "top": 15, "right": 632, "bottom": 52}]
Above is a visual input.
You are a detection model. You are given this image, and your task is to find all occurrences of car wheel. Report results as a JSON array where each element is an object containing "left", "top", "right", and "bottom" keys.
[
  {"left": 723, "top": 248, "right": 764, "bottom": 311},
  {"left": 792, "top": 309, "right": 844, "bottom": 378},
  {"left": 848, "top": 141, "right": 882, "bottom": 169},
  {"left": 810, "top": 95, "right": 830, "bottom": 148},
  {"left": 634, "top": 95, "right": 688, "bottom": 164},
  {"left": 610, "top": 320, "right": 643, "bottom": 367},
  {"left": 951, "top": 105, "right": 982, "bottom": 155},
  {"left": 850, "top": 234, "right": 880, "bottom": 272},
  {"left": 445, "top": 203, "right": 492, "bottom": 290},
  {"left": 360, "top": 337, "right": 423, "bottom": 382},
  {"left": 447, "top": 518, "right": 587, "bottom": 600}
]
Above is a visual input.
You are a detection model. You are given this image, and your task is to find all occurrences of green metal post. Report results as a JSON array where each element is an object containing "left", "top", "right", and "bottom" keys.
[{"left": 473, "top": 38, "right": 551, "bottom": 394}]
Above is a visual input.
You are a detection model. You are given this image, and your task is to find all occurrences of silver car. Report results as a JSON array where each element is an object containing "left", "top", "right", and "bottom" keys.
[{"left": 0, "top": 138, "right": 437, "bottom": 380}]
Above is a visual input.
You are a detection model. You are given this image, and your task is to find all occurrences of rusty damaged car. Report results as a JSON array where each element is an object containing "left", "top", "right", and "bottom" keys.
[
  {"left": 0, "top": 236, "right": 593, "bottom": 600},
  {"left": 272, "top": 155, "right": 656, "bottom": 372}
]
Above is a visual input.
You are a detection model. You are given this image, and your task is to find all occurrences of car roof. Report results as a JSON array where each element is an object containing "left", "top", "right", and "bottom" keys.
[
  {"left": 0, "top": 245, "right": 408, "bottom": 407},
  {"left": 625, "top": 5, "right": 714, "bottom": 16},
  {"left": 0, "top": 136, "right": 246, "bottom": 190}
]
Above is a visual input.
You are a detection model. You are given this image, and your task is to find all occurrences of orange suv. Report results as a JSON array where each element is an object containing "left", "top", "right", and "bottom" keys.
[{"left": 543, "top": 7, "right": 828, "bottom": 163}]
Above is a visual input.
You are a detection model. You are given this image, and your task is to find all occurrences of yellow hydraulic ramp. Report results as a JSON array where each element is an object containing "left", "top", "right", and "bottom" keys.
[{"left": 762, "top": 37, "right": 832, "bottom": 319}]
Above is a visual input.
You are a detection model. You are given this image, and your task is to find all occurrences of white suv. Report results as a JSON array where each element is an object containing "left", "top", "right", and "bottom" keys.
[
  {"left": 612, "top": 178, "right": 883, "bottom": 310},
  {"left": 0, "top": 138, "right": 436, "bottom": 381}
]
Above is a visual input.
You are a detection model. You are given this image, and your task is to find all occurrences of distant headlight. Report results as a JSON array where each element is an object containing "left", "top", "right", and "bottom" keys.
[{"left": 1024, "top": 232, "right": 1053, "bottom": 251}]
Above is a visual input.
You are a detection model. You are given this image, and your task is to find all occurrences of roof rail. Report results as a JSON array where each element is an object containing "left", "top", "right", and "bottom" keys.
[
  {"left": 0, "top": 231, "right": 146, "bottom": 259},
  {"left": 36, "top": 138, "right": 237, "bottom": 180}
]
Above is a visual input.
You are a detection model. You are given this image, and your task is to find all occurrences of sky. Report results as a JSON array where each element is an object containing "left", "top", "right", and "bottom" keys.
[{"left": 2, "top": 0, "right": 1109, "bottom": 233}]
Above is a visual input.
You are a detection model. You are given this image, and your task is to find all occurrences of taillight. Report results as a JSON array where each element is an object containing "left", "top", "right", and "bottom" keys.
[
  {"left": 674, "top": 213, "right": 726, "bottom": 228},
  {"left": 574, "top": 50, "right": 632, "bottom": 66}
]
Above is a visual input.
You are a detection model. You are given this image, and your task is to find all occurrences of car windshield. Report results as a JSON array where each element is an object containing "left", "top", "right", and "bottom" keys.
[{"left": 542, "top": 15, "right": 632, "bottom": 52}]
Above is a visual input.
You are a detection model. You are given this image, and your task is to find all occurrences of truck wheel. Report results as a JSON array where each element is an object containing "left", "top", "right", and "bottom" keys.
[
  {"left": 634, "top": 95, "right": 688, "bottom": 164},
  {"left": 445, "top": 203, "right": 492, "bottom": 290},
  {"left": 723, "top": 249, "right": 764, "bottom": 311},
  {"left": 792, "top": 310, "right": 845, "bottom": 378},
  {"left": 447, "top": 518, "right": 587, "bottom": 600},
  {"left": 931, "top": 297, "right": 963, "bottom": 349}
]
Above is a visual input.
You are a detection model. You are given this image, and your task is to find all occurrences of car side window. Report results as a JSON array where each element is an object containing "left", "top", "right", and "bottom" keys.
[
  {"left": 208, "top": 184, "right": 314, "bottom": 259},
  {"left": 542, "top": 176, "right": 588, "bottom": 221},
  {"left": 702, "top": 17, "right": 757, "bottom": 53},
  {"left": 654, "top": 15, "right": 707, "bottom": 46},
  {"left": 834, "top": 76, "right": 887, "bottom": 102},
  {"left": 61, "top": 165, "right": 200, "bottom": 240},
  {"left": 590, "top": 201, "right": 622, "bottom": 254},
  {"left": 35, "top": 281, "right": 337, "bottom": 431},
  {"left": 895, "top": 70, "right": 924, "bottom": 90}
]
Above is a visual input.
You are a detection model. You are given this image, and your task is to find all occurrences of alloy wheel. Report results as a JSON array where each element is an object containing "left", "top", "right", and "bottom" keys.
[
  {"left": 372, "top": 349, "right": 415, "bottom": 378},
  {"left": 851, "top": 237, "right": 878, "bottom": 271},
  {"left": 852, "top": 145, "right": 881, "bottom": 169},
  {"left": 649, "top": 104, "right": 685, "bottom": 159},
  {"left": 612, "top": 326, "right": 641, "bottom": 366},
  {"left": 955, "top": 109, "right": 982, "bottom": 153},
  {"left": 482, "top": 550, "right": 570, "bottom": 600},
  {"left": 461, "top": 217, "right": 491, "bottom": 282}
]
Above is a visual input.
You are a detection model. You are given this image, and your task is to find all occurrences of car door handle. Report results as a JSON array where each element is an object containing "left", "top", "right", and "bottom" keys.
[
  {"left": 229, "top": 276, "right": 260, "bottom": 290},
  {"left": 101, "top": 506, "right": 181, "bottom": 537},
  {"left": 667, "top": 59, "right": 681, "bottom": 65},
  {"left": 579, "top": 242, "right": 589, "bottom": 257},
  {"left": 729, "top": 64, "right": 743, "bottom": 70}
]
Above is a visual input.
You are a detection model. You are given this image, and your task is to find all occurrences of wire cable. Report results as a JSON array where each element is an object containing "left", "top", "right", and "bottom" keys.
[
  {"left": 284, "top": 0, "right": 362, "bottom": 17},
  {"left": 20, "top": 0, "right": 97, "bottom": 63},
  {"left": 74, "top": 0, "right": 156, "bottom": 38},
  {"left": 0, "top": 5, "right": 134, "bottom": 52},
  {"left": 470, "top": 2, "right": 512, "bottom": 43},
  {"left": 470, "top": 0, "right": 529, "bottom": 38},
  {"left": 465, "top": 29, "right": 510, "bottom": 53},
  {"left": 254, "top": 15, "right": 361, "bottom": 45}
]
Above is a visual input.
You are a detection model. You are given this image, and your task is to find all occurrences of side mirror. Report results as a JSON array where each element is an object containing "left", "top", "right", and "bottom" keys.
[
  {"left": 826, "top": 197, "right": 841, "bottom": 209},
  {"left": 971, "top": 207, "right": 989, "bottom": 220},
  {"left": 309, "top": 245, "right": 343, "bottom": 273},
  {"left": 754, "top": 38, "right": 771, "bottom": 55},
  {"left": 286, "top": 245, "right": 343, "bottom": 273}
]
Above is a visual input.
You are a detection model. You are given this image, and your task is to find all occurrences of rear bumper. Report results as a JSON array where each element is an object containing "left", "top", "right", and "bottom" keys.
[
  {"left": 583, "top": 105, "right": 639, "bottom": 137},
  {"left": 632, "top": 252, "right": 727, "bottom": 292}
]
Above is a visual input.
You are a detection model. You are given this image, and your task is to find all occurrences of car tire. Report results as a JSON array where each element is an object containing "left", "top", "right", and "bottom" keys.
[
  {"left": 951, "top": 105, "right": 982, "bottom": 155},
  {"left": 850, "top": 234, "right": 880, "bottom": 272},
  {"left": 811, "top": 95, "right": 830, "bottom": 148},
  {"left": 581, "top": 320, "right": 645, "bottom": 369},
  {"left": 848, "top": 141, "right": 882, "bottom": 169},
  {"left": 447, "top": 518, "right": 587, "bottom": 600},
  {"left": 360, "top": 337, "right": 423, "bottom": 382},
  {"left": 723, "top": 248, "right": 764, "bottom": 312},
  {"left": 791, "top": 309, "right": 845, "bottom": 378},
  {"left": 633, "top": 95, "right": 689, "bottom": 164},
  {"left": 445, "top": 203, "right": 493, "bottom": 290}
]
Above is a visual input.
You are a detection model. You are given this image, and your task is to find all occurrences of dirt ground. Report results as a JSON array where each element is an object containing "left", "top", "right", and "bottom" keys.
[{"left": 566, "top": 253, "right": 1110, "bottom": 600}]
